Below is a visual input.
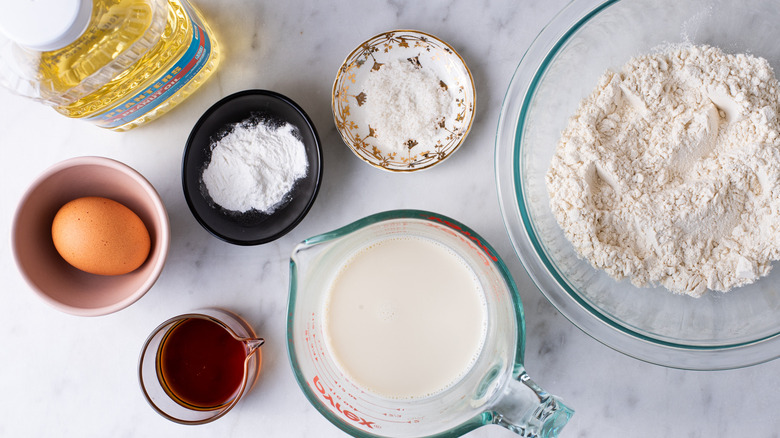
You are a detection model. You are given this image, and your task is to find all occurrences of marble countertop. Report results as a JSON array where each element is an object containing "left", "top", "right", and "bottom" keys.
[{"left": 2, "top": 0, "right": 779, "bottom": 437}]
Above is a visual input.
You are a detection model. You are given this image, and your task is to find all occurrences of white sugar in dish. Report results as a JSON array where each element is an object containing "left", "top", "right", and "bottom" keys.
[
  {"left": 364, "top": 59, "right": 456, "bottom": 156},
  {"left": 202, "top": 119, "right": 308, "bottom": 214}
]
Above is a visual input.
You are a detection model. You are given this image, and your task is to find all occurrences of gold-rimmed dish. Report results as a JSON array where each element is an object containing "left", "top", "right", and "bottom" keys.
[{"left": 332, "top": 30, "right": 476, "bottom": 172}]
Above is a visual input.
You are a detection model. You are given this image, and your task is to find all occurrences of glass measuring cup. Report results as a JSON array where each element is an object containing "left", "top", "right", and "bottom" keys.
[
  {"left": 287, "top": 210, "right": 573, "bottom": 437},
  {"left": 138, "top": 308, "right": 264, "bottom": 424}
]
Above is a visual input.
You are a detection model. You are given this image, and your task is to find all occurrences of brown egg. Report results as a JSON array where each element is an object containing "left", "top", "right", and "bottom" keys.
[{"left": 51, "top": 196, "right": 151, "bottom": 276}]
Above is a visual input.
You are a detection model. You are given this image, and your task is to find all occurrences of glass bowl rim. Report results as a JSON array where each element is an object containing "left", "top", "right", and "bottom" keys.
[{"left": 494, "top": 0, "right": 780, "bottom": 370}]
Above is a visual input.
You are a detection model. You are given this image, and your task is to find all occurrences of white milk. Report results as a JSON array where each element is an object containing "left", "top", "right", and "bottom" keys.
[{"left": 323, "top": 235, "right": 487, "bottom": 399}]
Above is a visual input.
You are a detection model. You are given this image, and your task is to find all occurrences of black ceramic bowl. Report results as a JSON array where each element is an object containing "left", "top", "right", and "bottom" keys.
[{"left": 182, "top": 90, "right": 323, "bottom": 245}]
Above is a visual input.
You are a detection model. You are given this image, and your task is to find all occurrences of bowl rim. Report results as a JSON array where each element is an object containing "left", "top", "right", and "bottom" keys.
[
  {"left": 11, "top": 156, "right": 170, "bottom": 317},
  {"left": 494, "top": 0, "right": 780, "bottom": 370},
  {"left": 181, "top": 89, "right": 323, "bottom": 246},
  {"left": 331, "top": 29, "right": 477, "bottom": 173}
]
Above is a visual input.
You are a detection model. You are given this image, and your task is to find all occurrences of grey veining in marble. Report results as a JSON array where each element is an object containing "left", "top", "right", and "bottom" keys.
[{"left": 1, "top": 1, "right": 779, "bottom": 437}]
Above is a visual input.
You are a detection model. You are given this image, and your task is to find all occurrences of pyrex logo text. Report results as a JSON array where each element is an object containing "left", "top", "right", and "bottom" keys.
[{"left": 313, "top": 376, "right": 377, "bottom": 429}]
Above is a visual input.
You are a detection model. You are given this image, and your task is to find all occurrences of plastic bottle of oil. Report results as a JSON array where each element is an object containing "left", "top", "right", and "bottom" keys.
[{"left": 0, "top": 0, "right": 219, "bottom": 131}]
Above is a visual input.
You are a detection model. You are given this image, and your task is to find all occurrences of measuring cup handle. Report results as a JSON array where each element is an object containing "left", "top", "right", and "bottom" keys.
[{"left": 489, "top": 369, "right": 573, "bottom": 438}]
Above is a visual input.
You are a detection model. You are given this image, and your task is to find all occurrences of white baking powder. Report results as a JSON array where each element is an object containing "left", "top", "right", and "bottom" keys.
[
  {"left": 202, "top": 119, "right": 308, "bottom": 214},
  {"left": 364, "top": 58, "right": 455, "bottom": 155},
  {"left": 546, "top": 45, "right": 780, "bottom": 297}
]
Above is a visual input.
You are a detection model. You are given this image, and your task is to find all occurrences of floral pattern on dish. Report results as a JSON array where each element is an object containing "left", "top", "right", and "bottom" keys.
[{"left": 332, "top": 30, "right": 476, "bottom": 172}]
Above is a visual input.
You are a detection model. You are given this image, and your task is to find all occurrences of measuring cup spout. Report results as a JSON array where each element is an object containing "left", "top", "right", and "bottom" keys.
[
  {"left": 243, "top": 338, "right": 265, "bottom": 355},
  {"left": 489, "top": 368, "right": 573, "bottom": 438}
]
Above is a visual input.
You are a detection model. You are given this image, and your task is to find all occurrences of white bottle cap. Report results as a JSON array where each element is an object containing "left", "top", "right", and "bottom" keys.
[{"left": 0, "top": 0, "right": 94, "bottom": 51}]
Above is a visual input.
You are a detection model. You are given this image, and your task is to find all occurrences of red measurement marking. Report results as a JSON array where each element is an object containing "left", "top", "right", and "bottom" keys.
[{"left": 422, "top": 215, "right": 498, "bottom": 262}]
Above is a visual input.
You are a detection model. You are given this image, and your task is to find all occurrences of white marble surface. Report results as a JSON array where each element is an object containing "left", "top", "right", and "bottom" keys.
[{"left": 2, "top": 0, "right": 779, "bottom": 437}]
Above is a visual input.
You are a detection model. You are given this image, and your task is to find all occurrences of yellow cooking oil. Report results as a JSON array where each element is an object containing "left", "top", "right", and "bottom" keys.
[{"left": 38, "top": 0, "right": 219, "bottom": 131}]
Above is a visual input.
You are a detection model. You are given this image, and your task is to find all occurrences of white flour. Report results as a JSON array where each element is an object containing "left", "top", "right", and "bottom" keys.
[
  {"left": 546, "top": 45, "right": 780, "bottom": 297},
  {"left": 365, "top": 58, "right": 455, "bottom": 155},
  {"left": 202, "top": 119, "right": 308, "bottom": 214}
]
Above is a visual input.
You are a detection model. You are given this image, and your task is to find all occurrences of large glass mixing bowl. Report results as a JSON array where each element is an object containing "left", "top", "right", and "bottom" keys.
[{"left": 495, "top": 0, "right": 780, "bottom": 370}]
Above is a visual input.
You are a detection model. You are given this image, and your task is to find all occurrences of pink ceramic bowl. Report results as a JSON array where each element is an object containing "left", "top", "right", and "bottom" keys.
[{"left": 12, "top": 156, "right": 170, "bottom": 316}]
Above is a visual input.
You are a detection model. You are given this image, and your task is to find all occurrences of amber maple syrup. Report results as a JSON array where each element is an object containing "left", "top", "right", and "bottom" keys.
[{"left": 156, "top": 317, "right": 247, "bottom": 410}]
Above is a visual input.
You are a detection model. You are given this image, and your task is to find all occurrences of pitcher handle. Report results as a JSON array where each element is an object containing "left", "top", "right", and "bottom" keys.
[{"left": 489, "top": 369, "right": 573, "bottom": 438}]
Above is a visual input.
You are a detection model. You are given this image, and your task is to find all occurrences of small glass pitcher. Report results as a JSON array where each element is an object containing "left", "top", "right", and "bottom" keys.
[
  {"left": 287, "top": 210, "right": 573, "bottom": 438},
  {"left": 138, "top": 308, "right": 264, "bottom": 424}
]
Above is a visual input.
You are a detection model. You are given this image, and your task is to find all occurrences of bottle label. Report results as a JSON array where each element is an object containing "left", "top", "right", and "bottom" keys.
[{"left": 86, "top": 5, "right": 212, "bottom": 128}]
